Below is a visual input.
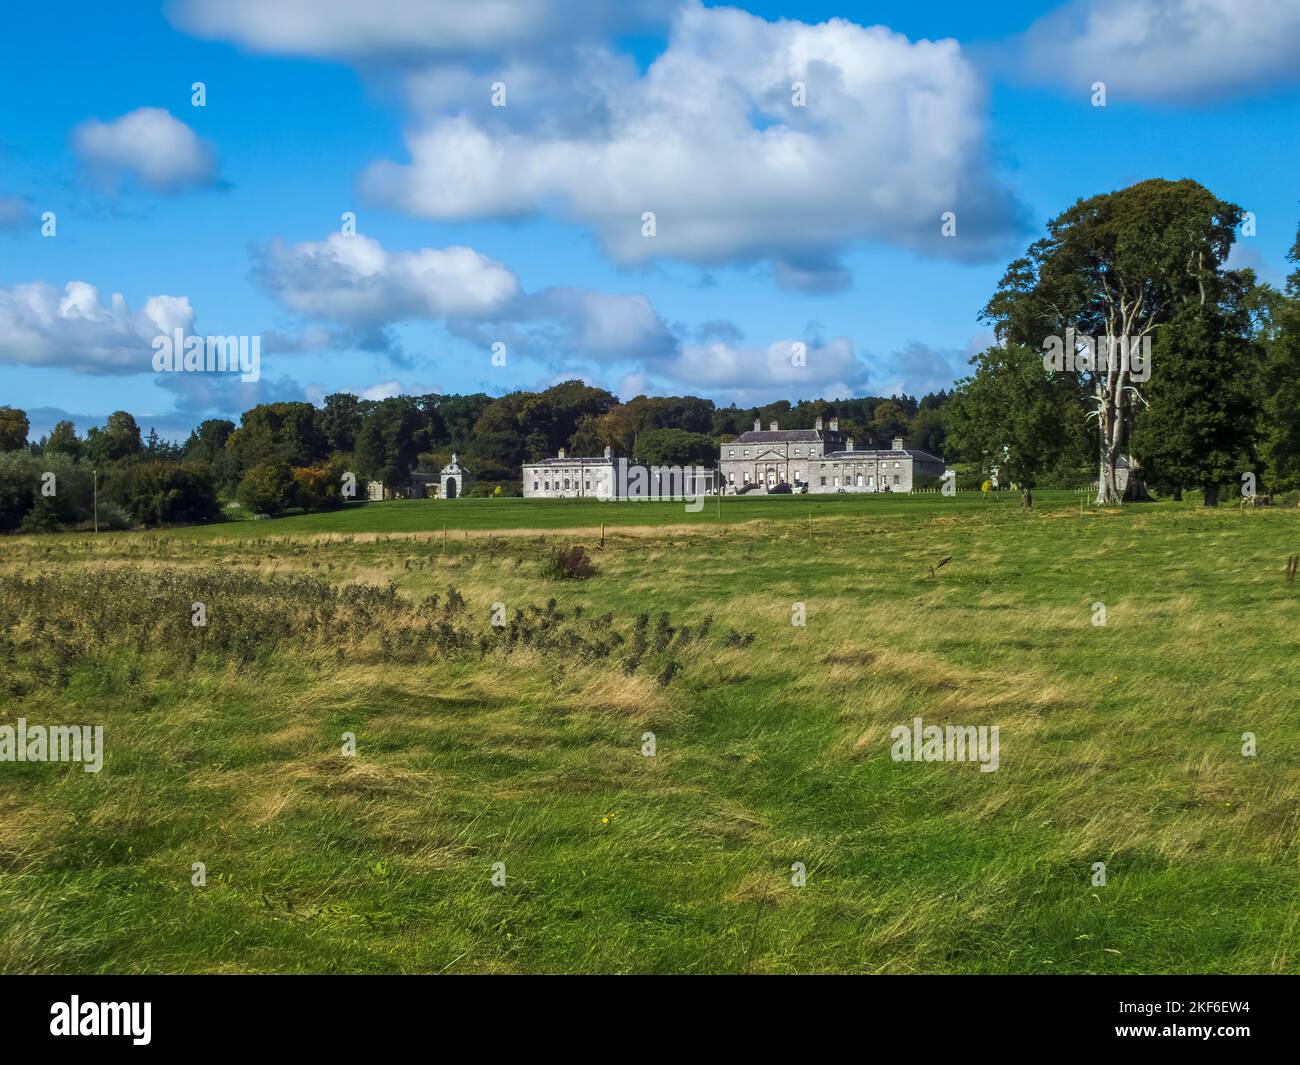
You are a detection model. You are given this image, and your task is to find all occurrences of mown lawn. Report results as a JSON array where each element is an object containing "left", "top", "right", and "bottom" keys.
[
  {"left": 1, "top": 494, "right": 1296, "bottom": 973},
  {"left": 177, "top": 487, "right": 1057, "bottom": 538}
]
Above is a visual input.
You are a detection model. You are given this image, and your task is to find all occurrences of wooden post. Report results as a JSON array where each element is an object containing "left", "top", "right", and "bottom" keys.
[
  {"left": 600, "top": 522, "right": 605, "bottom": 549},
  {"left": 442, "top": 523, "right": 447, "bottom": 552}
]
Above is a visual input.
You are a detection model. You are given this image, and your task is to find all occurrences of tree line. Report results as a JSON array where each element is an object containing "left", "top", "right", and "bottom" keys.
[
  {"left": 0, "top": 385, "right": 950, "bottom": 531},
  {"left": 2, "top": 178, "right": 1295, "bottom": 532}
]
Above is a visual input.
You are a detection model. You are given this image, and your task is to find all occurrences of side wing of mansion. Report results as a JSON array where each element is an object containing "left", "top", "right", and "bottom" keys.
[
  {"left": 521, "top": 447, "right": 719, "bottom": 499},
  {"left": 719, "top": 417, "right": 945, "bottom": 494}
]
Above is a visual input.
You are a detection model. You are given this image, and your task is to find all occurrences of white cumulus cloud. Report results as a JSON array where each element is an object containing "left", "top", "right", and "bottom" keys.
[
  {"left": 252, "top": 231, "right": 677, "bottom": 365},
  {"left": 661, "top": 336, "right": 869, "bottom": 401},
  {"left": 0, "top": 281, "right": 195, "bottom": 374},
  {"left": 1008, "top": 0, "right": 1300, "bottom": 103},
  {"left": 72, "top": 108, "right": 218, "bottom": 193},
  {"left": 253, "top": 232, "right": 520, "bottom": 323},
  {"left": 167, "top": 0, "right": 674, "bottom": 59},
  {"left": 357, "top": 3, "right": 1025, "bottom": 287}
]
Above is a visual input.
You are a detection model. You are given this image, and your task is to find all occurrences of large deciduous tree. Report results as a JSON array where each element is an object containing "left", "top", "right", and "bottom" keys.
[
  {"left": 1129, "top": 273, "right": 1263, "bottom": 505},
  {"left": 0, "top": 407, "right": 31, "bottom": 452},
  {"left": 45, "top": 419, "right": 81, "bottom": 457},
  {"left": 982, "top": 179, "right": 1245, "bottom": 503}
]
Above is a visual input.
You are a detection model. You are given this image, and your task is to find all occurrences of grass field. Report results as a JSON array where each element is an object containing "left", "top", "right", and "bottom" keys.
[
  {"left": 1, "top": 492, "right": 1297, "bottom": 973},
  {"left": 181, "top": 487, "right": 1042, "bottom": 538}
]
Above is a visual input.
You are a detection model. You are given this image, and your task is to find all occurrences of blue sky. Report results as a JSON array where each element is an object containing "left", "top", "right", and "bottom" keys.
[{"left": 2, "top": 0, "right": 1298, "bottom": 440}]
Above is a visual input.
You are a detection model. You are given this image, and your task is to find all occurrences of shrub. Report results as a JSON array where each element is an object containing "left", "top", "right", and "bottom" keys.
[
  {"left": 0, "top": 472, "right": 30, "bottom": 532},
  {"left": 0, "top": 452, "right": 97, "bottom": 531},
  {"left": 18, "top": 496, "right": 62, "bottom": 533},
  {"left": 237, "top": 461, "right": 294, "bottom": 516},
  {"left": 95, "top": 502, "right": 134, "bottom": 531},
  {"left": 291, "top": 464, "right": 349, "bottom": 512},
  {"left": 541, "top": 545, "right": 598, "bottom": 580},
  {"left": 106, "top": 461, "right": 220, "bottom": 527},
  {"left": 465, "top": 480, "right": 520, "bottom": 497}
]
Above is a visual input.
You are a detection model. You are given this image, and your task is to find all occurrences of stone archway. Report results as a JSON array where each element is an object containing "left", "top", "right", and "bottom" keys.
[{"left": 439, "top": 453, "right": 469, "bottom": 500}]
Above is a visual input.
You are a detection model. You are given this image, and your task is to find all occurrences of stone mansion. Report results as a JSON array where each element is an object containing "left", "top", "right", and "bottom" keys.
[
  {"left": 521, "top": 417, "right": 946, "bottom": 498},
  {"left": 718, "top": 416, "right": 945, "bottom": 494}
]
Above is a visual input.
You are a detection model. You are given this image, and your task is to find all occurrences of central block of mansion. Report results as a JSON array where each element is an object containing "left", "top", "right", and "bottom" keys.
[{"left": 719, "top": 416, "right": 944, "bottom": 494}]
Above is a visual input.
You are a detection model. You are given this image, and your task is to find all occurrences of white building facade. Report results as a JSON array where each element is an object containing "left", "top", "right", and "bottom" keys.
[
  {"left": 522, "top": 447, "right": 721, "bottom": 499},
  {"left": 719, "top": 417, "right": 944, "bottom": 494},
  {"left": 522, "top": 447, "right": 617, "bottom": 498}
]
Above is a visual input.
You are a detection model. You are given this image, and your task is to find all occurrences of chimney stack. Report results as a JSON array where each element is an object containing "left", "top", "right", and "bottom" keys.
[
  {"left": 846, "top": 437, "right": 854, "bottom": 452},
  {"left": 558, "top": 447, "right": 566, "bottom": 459},
  {"left": 892, "top": 436, "right": 904, "bottom": 450},
  {"left": 815, "top": 416, "right": 823, "bottom": 431},
  {"left": 753, "top": 418, "right": 762, "bottom": 432},
  {"left": 829, "top": 417, "right": 839, "bottom": 431},
  {"left": 769, "top": 420, "right": 778, "bottom": 431},
  {"left": 604, "top": 445, "right": 611, "bottom": 460}
]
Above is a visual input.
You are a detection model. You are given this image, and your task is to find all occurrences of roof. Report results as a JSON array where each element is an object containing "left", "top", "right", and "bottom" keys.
[
  {"left": 523, "top": 456, "right": 614, "bottom": 467},
  {"left": 729, "top": 429, "right": 836, "bottom": 444},
  {"left": 824, "top": 448, "right": 944, "bottom": 463}
]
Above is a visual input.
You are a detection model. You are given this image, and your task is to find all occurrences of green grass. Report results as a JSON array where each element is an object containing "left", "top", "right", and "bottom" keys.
[
  {"left": 1, "top": 493, "right": 1297, "bottom": 973},
  {"left": 182, "top": 487, "right": 1054, "bottom": 538}
]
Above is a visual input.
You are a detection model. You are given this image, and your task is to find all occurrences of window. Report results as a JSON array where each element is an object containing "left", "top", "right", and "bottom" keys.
[
  {"left": 867, "top": 476, "right": 874, "bottom": 487},
  {"left": 794, "top": 447, "right": 801, "bottom": 456},
  {"left": 585, "top": 481, "right": 590, "bottom": 490},
  {"left": 533, "top": 481, "right": 539, "bottom": 491},
  {"left": 744, "top": 449, "right": 750, "bottom": 457},
  {"left": 728, "top": 472, "right": 735, "bottom": 483},
  {"left": 894, "top": 461, "right": 901, "bottom": 468},
  {"left": 729, "top": 449, "right": 735, "bottom": 457},
  {"left": 544, "top": 481, "right": 550, "bottom": 491},
  {"left": 820, "top": 462, "right": 826, "bottom": 470},
  {"left": 894, "top": 474, "right": 900, "bottom": 485},
  {"left": 833, "top": 476, "right": 839, "bottom": 487},
  {"left": 564, "top": 479, "right": 570, "bottom": 490},
  {"left": 820, "top": 477, "right": 826, "bottom": 486}
]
